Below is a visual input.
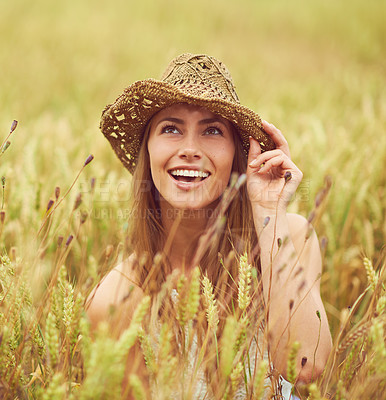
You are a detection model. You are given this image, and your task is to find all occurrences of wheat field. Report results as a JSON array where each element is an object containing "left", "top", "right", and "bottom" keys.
[{"left": 0, "top": 0, "right": 385, "bottom": 398}]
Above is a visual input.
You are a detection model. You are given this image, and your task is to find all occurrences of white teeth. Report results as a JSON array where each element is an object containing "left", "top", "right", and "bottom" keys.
[{"left": 170, "top": 169, "right": 209, "bottom": 178}]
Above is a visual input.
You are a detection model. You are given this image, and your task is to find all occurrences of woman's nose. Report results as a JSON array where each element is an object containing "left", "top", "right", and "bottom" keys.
[{"left": 177, "top": 137, "right": 202, "bottom": 160}]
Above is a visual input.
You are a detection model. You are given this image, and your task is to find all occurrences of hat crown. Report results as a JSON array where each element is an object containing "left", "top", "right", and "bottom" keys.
[{"left": 160, "top": 53, "right": 240, "bottom": 104}]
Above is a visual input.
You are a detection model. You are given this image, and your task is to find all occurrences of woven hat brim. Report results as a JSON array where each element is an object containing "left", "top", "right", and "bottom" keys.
[{"left": 100, "top": 79, "right": 275, "bottom": 174}]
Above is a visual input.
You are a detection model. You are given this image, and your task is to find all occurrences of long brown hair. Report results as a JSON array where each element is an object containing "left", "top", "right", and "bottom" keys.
[{"left": 126, "top": 111, "right": 258, "bottom": 306}]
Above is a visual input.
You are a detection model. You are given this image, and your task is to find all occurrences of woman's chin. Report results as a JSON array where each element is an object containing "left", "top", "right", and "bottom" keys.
[{"left": 160, "top": 199, "right": 220, "bottom": 219}]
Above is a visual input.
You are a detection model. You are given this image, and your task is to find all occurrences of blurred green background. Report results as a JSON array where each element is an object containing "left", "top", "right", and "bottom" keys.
[{"left": 1, "top": 0, "right": 385, "bottom": 327}]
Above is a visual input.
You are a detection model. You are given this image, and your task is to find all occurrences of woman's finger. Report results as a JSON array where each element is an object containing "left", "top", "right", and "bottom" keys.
[
  {"left": 257, "top": 154, "right": 294, "bottom": 174},
  {"left": 249, "top": 148, "right": 287, "bottom": 168},
  {"left": 262, "top": 120, "right": 290, "bottom": 157},
  {"left": 248, "top": 149, "right": 301, "bottom": 179},
  {"left": 247, "top": 136, "right": 262, "bottom": 165}
]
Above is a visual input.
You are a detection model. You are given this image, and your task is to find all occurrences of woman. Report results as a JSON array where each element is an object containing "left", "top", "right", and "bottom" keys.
[{"left": 88, "top": 53, "right": 332, "bottom": 398}]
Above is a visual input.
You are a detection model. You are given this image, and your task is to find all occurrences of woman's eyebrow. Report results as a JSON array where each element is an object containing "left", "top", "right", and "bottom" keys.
[
  {"left": 156, "top": 116, "right": 227, "bottom": 126},
  {"left": 157, "top": 117, "right": 184, "bottom": 124},
  {"left": 199, "top": 117, "right": 227, "bottom": 126}
]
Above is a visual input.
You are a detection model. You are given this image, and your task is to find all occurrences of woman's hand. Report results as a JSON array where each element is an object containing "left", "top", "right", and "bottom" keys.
[{"left": 246, "top": 120, "right": 303, "bottom": 213}]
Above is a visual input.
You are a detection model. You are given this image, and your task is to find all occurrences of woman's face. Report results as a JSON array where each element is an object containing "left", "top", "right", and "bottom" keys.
[{"left": 147, "top": 103, "right": 235, "bottom": 212}]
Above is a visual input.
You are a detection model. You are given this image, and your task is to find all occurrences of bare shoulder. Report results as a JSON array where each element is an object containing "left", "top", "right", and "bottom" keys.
[{"left": 86, "top": 254, "right": 144, "bottom": 330}]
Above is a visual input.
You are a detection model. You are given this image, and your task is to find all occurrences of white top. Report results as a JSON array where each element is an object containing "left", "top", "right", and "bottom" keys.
[{"left": 148, "top": 290, "right": 294, "bottom": 399}]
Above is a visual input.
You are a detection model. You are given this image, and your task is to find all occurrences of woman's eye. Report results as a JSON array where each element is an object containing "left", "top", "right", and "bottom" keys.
[
  {"left": 204, "top": 127, "right": 223, "bottom": 136},
  {"left": 162, "top": 125, "right": 180, "bottom": 135}
]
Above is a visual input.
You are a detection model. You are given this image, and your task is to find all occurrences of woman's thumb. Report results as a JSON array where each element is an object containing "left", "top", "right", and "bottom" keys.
[{"left": 247, "top": 136, "right": 262, "bottom": 165}]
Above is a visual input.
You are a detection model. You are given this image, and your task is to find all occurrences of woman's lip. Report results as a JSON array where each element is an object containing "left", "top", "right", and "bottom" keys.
[
  {"left": 167, "top": 167, "right": 210, "bottom": 178},
  {"left": 168, "top": 172, "right": 209, "bottom": 191}
]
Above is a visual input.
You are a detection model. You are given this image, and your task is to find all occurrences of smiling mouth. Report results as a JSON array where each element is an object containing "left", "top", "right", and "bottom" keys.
[{"left": 169, "top": 169, "right": 210, "bottom": 183}]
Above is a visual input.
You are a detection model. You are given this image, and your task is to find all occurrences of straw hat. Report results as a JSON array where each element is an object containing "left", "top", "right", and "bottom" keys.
[{"left": 100, "top": 53, "right": 275, "bottom": 174}]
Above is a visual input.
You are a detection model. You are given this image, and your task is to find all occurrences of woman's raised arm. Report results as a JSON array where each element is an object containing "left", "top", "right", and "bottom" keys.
[{"left": 247, "top": 121, "right": 332, "bottom": 383}]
